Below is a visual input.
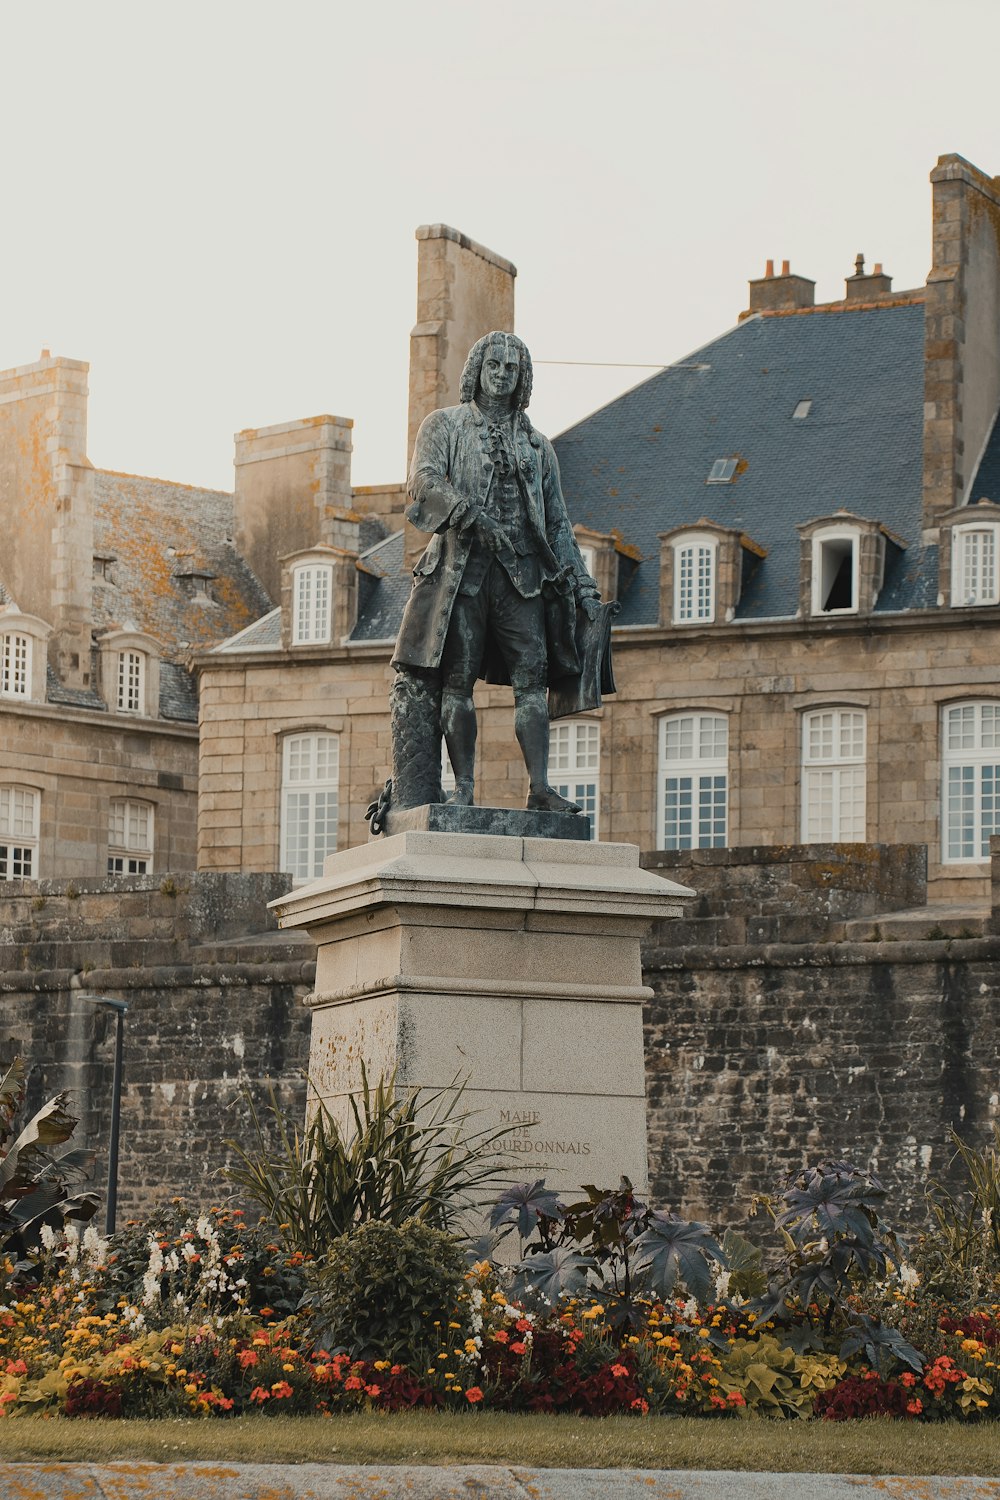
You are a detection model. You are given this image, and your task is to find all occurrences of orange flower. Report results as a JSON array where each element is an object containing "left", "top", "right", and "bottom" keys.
[
  {"left": 344, "top": 1375, "right": 363, "bottom": 1391},
  {"left": 465, "top": 1386, "right": 484, "bottom": 1404},
  {"left": 630, "top": 1397, "right": 650, "bottom": 1414},
  {"left": 611, "top": 1364, "right": 629, "bottom": 1378},
  {"left": 907, "top": 1398, "right": 923, "bottom": 1415},
  {"left": 270, "top": 1381, "right": 294, "bottom": 1399},
  {"left": 237, "top": 1349, "right": 258, "bottom": 1369},
  {"left": 509, "top": 1341, "right": 527, "bottom": 1356},
  {"left": 364, "top": 1384, "right": 381, "bottom": 1398},
  {"left": 492, "top": 1330, "right": 509, "bottom": 1344},
  {"left": 249, "top": 1386, "right": 269, "bottom": 1403}
]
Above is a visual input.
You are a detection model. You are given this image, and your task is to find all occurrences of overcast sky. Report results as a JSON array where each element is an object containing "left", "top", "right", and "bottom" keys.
[{"left": 5, "top": 1, "right": 1000, "bottom": 492}]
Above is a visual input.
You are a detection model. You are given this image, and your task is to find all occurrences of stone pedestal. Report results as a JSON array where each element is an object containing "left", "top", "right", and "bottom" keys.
[{"left": 272, "top": 831, "right": 692, "bottom": 1197}]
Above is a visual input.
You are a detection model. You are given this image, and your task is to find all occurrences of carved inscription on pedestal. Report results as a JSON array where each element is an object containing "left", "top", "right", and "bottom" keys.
[{"left": 496, "top": 1106, "right": 592, "bottom": 1159}]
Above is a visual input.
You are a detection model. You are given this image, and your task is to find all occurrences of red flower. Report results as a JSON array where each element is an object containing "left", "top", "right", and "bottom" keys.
[
  {"left": 509, "top": 1341, "right": 527, "bottom": 1356},
  {"left": 270, "top": 1381, "right": 294, "bottom": 1399},
  {"left": 610, "top": 1364, "right": 629, "bottom": 1378},
  {"left": 465, "top": 1386, "right": 484, "bottom": 1404},
  {"left": 249, "top": 1386, "right": 270, "bottom": 1403},
  {"left": 237, "top": 1349, "right": 258, "bottom": 1369}
]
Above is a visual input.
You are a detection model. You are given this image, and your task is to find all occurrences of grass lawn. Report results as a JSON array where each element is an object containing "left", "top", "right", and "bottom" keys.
[{"left": 1, "top": 1413, "right": 999, "bottom": 1474}]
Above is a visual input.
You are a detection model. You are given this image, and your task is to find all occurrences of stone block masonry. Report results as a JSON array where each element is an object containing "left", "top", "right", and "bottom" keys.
[{"left": 3, "top": 850, "right": 1000, "bottom": 1229}]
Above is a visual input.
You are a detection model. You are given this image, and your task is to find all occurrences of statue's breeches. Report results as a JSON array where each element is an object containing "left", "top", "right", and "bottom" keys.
[{"left": 441, "top": 561, "right": 546, "bottom": 694}]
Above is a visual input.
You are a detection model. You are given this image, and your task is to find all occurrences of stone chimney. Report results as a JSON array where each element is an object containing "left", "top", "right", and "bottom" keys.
[
  {"left": 0, "top": 353, "right": 94, "bottom": 691},
  {"left": 407, "top": 225, "right": 517, "bottom": 465},
  {"left": 742, "top": 259, "right": 815, "bottom": 319},
  {"left": 405, "top": 225, "right": 517, "bottom": 569},
  {"left": 845, "top": 254, "right": 892, "bottom": 300},
  {"left": 923, "top": 154, "right": 1000, "bottom": 534},
  {"left": 233, "top": 415, "right": 354, "bottom": 602}
]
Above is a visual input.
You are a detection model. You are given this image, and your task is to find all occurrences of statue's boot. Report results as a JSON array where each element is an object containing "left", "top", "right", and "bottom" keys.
[
  {"left": 445, "top": 779, "right": 475, "bottom": 807},
  {"left": 526, "top": 785, "right": 582, "bottom": 815}
]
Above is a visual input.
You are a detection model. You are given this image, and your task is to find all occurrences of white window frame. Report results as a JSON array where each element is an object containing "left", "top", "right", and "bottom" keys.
[
  {"left": 108, "top": 798, "right": 154, "bottom": 876},
  {"left": 800, "top": 708, "right": 867, "bottom": 843},
  {"left": 0, "top": 785, "right": 40, "bottom": 879},
  {"left": 117, "top": 650, "right": 145, "bottom": 714},
  {"left": 811, "top": 527, "right": 860, "bottom": 616},
  {"left": 942, "top": 701, "right": 1000, "bottom": 864},
  {"left": 0, "top": 632, "right": 31, "bottom": 700},
  {"left": 658, "top": 712, "right": 728, "bottom": 850},
  {"left": 280, "top": 732, "right": 340, "bottom": 881},
  {"left": 549, "top": 719, "right": 600, "bottom": 838},
  {"left": 291, "top": 563, "right": 334, "bottom": 646},
  {"left": 672, "top": 533, "right": 718, "bottom": 625},
  {"left": 951, "top": 524, "right": 1000, "bottom": 608},
  {"left": 707, "top": 458, "right": 737, "bottom": 484}
]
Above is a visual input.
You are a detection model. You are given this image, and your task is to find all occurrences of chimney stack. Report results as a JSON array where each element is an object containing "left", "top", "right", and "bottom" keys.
[
  {"left": 845, "top": 253, "right": 893, "bottom": 300},
  {"left": 742, "top": 259, "right": 816, "bottom": 319}
]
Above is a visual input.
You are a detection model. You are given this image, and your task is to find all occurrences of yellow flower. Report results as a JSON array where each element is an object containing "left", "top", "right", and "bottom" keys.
[
  {"left": 374, "top": 1361, "right": 390, "bottom": 1371},
  {"left": 282, "top": 1363, "right": 295, "bottom": 1373},
  {"left": 449, "top": 1322, "right": 461, "bottom": 1329},
  {"left": 184, "top": 1383, "right": 198, "bottom": 1395}
]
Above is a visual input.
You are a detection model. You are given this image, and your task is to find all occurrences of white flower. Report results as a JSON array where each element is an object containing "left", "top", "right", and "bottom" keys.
[
  {"left": 714, "top": 1270, "right": 731, "bottom": 1301},
  {"left": 681, "top": 1297, "right": 698, "bottom": 1321},
  {"left": 39, "top": 1224, "right": 57, "bottom": 1252},
  {"left": 899, "top": 1263, "right": 920, "bottom": 1290}
]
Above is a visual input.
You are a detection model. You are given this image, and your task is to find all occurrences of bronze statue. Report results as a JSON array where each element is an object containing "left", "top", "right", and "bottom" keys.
[{"left": 376, "top": 330, "right": 611, "bottom": 825}]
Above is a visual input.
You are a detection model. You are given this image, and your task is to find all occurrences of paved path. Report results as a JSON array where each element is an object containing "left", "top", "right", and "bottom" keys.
[{"left": 1, "top": 1466, "right": 999, "bottom": 1500}]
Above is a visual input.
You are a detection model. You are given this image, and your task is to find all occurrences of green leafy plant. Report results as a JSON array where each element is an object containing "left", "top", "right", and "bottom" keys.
[
  {"left": 918, "top": 1125, "right": 1000, "bottom": 1293},
  {"left": 754, "top": 1158, "right": 922, "bottom": 1372},
  {"left": 0, "top": 1056, "right": 98, "bottom": 1277},
  {"left": 491, "top": 1177, "right": 725, "bottom": 1323},
  {"left": 309, "top": 1217, "right": 467, "bottom": 1365},
  {"left": 224, "top": 1066, "right": 508, "bottom": 1257}
]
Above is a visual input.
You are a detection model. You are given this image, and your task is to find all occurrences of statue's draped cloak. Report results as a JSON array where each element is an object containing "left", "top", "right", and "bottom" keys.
[{"left": 392, "top": 401, "right": 592, "bottom": 687}]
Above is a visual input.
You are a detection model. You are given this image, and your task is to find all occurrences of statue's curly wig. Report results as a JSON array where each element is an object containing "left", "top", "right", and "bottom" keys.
[{"left": 459, "top": 331, "right": 533, "bottom": 410}]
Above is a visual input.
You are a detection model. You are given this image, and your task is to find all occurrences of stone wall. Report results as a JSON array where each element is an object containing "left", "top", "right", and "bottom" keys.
[
  {"left": 0, "top": 871, "right": 310, "bottom": 1219},
  {"left": 0, "top": 708, "right": 199, "bottom": 882},
  {"left": 642, "top": 843, "right": 927, "bottom": 945},
  {"left": 643, "top": 933, "right": 1000, "bottom": 1227}
]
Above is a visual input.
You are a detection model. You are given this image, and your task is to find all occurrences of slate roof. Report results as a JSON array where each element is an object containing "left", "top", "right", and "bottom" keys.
[
  {"left": 213, "top": 607, "right": 282, "bottom": 654},
  {"left": 553, "top": 300, "right": 928, "bottom": 625},
  {"left": 92, "top": 472, "right": 273, "bottom": 659},
  {"left": 351, "top": 531, "right": 410, "bottom": 643}
]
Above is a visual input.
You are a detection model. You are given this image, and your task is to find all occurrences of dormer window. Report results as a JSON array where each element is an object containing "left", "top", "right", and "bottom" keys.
[
  {"left": 706, "top": 458, "right": 737, "bottom": 484},
  {"left": 117, "top": 650, "right": 145, "bottom": 713},
  {"left": 1, "top": 633, "right": 31, "bottom": 699},
  {"left": 952, "top": 524, "right": 999, "bottom": 606},
  {"left": 672, "top": 534, "right": 717, "bottom": 624},
  {"left": 812, "top": 529, "right": 859, "bottom": 615},
  {"left": 292, "top": 563, "right": 334, "bottom": 645}
]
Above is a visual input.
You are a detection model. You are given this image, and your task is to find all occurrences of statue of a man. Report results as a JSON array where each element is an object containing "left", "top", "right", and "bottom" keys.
[{"left": 391, "top": 330, "right": 602, "bottom": 812}]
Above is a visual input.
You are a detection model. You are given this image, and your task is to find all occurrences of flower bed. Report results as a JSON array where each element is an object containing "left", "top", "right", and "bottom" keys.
[{"left": 1, "top": 1226, "right": 998, "bottom": 1422}]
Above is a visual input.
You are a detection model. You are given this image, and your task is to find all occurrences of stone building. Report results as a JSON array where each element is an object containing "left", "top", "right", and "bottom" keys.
[
  {"left": 0, "top": 356, "right": 269, "bottom": 880},
  {"left": 198, "top": 154, "right": 1000, "bottom": 908}
]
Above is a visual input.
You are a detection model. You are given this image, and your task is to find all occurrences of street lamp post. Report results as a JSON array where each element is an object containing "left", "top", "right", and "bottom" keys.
[{"left": 79, "top": 994, "right": 129, "bottom": 1236}]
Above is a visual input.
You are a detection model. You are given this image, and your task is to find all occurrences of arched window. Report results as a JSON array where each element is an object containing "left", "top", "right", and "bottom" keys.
[
  {"left": 117, "top": 650, "right": 145, "bottom": 713},
  {"left": 672, "top": 535, "right": 718, "bottom": 624},
  {"left": 0, "top": 785, "right": 40, "bottom": 879},
  {"left": 280, "top": 732, "right": 340, "bottom": 880},
  {"left": 658, "top": 713, "right": 728, "bottom": 849},
  {"left": 549, "top": 720, "right": 599, "bottom": 838},
  {"left": 292, "top": 564, "right": 334, "bottom": 645},
  {"left": 942, "top": 701, "right": 1000, "bottom": 862},
  {"left": 801, "top": 708, "right": 866, "bottom": 842},
  {"left": 108, "top": 799, "right": 154, "bottom": 875},
  {"left": 0, "top": 633, "right": 31, "bottom": 699}
]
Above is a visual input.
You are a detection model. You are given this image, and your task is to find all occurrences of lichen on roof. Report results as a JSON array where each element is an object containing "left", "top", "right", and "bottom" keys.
[{"left": 93, "top": 471, "right": 273, "bottom": 662}]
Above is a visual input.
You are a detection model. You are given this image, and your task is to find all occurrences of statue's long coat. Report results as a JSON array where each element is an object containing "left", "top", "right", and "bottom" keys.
[{"left": 391, "top": 401, "right": 591, "bottom": 684}]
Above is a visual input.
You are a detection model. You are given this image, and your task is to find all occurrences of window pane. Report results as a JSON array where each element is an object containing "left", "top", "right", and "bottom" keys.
[
  {"left": 660, "top": 714, "right": 728, "bottom": 849},
  {"left": 676, "top": 544, "right": 714, "bottom": 622},
  {"left": 281, "top": 733, "right": 340, "bottom": 878},
  {"left": 548, "top": 721, "right": 600, "bottom": 838},
  {"left": 1, "top": 634, "right": 30, "bottom": 698},
  {"left": 802, "top": 710, "right": 866, "bottom": 841}
]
